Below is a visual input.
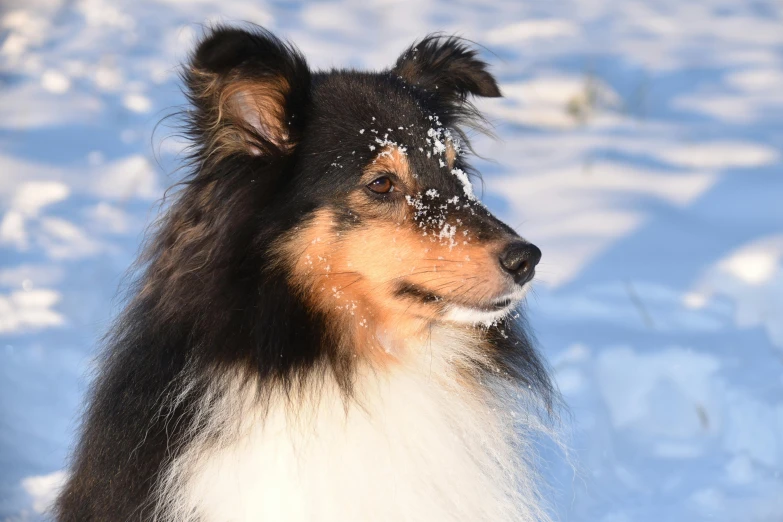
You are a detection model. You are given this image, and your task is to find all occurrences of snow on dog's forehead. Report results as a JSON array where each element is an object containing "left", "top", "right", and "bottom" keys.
[{"left": 356, "top": 113, "right": 475, "bottom": 200}]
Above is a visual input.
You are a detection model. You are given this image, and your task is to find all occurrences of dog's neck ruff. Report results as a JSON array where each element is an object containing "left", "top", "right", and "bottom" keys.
[{"left": 154, "top": 324, "right": 548, "bottom": 522}]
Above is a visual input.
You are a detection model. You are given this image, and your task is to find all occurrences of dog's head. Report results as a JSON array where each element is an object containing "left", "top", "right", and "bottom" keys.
[{"left": 182, "top": 26, "right": 540, "bottom": 340}]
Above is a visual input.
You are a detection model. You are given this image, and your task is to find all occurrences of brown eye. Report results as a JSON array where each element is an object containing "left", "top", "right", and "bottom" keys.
[{"left": 367, "top": 176, "right": 394, "bottom": 194}]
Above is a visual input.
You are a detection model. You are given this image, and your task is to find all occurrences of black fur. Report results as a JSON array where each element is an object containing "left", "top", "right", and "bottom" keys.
[{"left": 55, "top": 26, "right": 555, "bottom": 521}]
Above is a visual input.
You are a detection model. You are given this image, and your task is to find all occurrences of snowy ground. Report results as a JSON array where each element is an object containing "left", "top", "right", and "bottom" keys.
[{"left": 1, "top": 0, "right": 782, "bottom": 520}]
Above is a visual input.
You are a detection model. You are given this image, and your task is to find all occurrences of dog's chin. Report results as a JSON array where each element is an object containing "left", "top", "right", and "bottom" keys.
[{"left": 442, "top": 285, "right": 530, "bottom": 327}]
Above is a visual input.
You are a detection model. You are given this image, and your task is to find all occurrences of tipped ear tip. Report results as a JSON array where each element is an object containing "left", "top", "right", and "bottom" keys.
[
  {"left": 192, "top": 26, "right": 297, "bottom": 76},
  {"left": 464, "top": 70, "right": 502, "bottom": 98},
  {"left": 192, "top": 27, "right": 250, "bottom": 73},
  {"left": 480, "top": 79, "right": 502, "bottom": 98}
]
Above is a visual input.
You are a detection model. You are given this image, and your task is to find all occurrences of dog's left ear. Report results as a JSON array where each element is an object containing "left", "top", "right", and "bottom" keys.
[{"left": 391, "top": 35, "right": 501, "bottom": 103}]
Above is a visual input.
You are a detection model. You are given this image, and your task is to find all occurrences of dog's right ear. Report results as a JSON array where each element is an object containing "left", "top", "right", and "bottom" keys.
[
  {"left": 185, "top": 26, "right": 311, "bottom": 162},
  {"left": 392, "top": 35, "right": 501, "bottom": 105}
]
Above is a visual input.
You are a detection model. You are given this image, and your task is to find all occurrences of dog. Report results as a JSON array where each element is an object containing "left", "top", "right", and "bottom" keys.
[{"left": 55, "top": 26, "right": 558, "bottom": 522}]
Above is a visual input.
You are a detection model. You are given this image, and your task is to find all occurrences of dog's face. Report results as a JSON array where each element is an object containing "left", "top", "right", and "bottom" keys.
[{"left": 185, "top": 27, "right": 540, "bottom": 337}]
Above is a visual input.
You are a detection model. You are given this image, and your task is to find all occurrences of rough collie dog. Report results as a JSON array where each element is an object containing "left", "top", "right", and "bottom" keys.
[{"left": 55, "top": 26, "right": 557, "bottom": 522}]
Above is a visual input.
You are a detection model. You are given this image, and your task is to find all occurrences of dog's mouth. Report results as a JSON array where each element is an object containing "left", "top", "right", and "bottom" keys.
[
  {"left": 442, "top": 287, "right": 529, "bottom": 326},
  {"left": 394, "top": 282, "right": 529, "bottom": 326},
  {"left": 485, "top": 295, "right": 516, "bottom": 311}
]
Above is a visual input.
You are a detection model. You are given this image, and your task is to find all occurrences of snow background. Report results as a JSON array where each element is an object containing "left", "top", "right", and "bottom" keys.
[{"left": 1, "top": 0, "right": 782, "bottom": 520}]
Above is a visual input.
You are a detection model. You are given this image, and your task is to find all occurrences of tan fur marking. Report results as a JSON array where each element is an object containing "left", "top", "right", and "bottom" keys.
[
  {"left": 274, "top": 203, "right": 512, "bottom": 365},
  {"left": 190, "top": 68, "right": 292, "bottom": 161},
  {"left": 445, "top": 140, "right": 457, "bottom": 169},
  {"left": 222, "top": 78, "right": 291, "bottom": 147},
  {"left": 363, "top": 146, "right": 416, "bottom": 188}
]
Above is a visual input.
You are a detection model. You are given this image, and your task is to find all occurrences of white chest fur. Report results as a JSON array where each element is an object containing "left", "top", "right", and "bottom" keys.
[{"left": 154, "top": 328, "right": 548, "bottom": 522}]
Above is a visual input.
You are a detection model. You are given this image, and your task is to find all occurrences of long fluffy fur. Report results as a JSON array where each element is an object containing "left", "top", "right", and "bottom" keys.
[{"left": 153, "top": 327, "right": 551, "bottom": 522}]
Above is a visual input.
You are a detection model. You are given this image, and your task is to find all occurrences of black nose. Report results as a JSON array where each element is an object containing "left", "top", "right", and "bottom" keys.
[{"left": 499, "top": 241, "right": 542, "bottom": 285}]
